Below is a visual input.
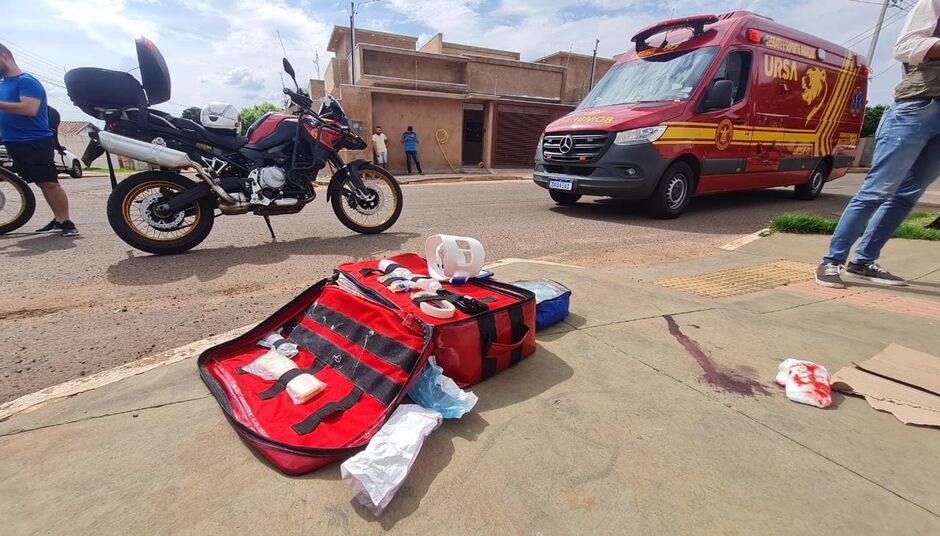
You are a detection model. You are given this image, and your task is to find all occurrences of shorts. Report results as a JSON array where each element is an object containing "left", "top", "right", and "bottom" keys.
[
  {"left": 4, "top": 137, "right": 58, "bottom": 183},
  {"left": 375, "top": 150, "right": 387, "bottom": 165}
]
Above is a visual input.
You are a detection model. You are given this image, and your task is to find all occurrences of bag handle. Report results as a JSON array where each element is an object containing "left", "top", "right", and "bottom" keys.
[{"left": 487, "top": 323, "right": 530, "bottom": 353}]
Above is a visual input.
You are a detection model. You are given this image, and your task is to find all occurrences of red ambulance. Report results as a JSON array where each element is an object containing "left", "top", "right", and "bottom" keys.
[{"left": 534, "top": 11, "right": 869, "bottom": 218}]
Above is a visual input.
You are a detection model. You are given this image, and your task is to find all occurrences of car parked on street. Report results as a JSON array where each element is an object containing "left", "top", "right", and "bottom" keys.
[
  {"left": 534, "top": 11, "right": 868, "bottom": 218},
  {"left": 0, "top": 140, "right": 84, "bottom": 178}
]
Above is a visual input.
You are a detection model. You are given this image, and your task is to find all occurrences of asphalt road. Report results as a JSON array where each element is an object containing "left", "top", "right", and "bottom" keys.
[{"left": 1, "top": 173, "right": 937, "bottom": 402}]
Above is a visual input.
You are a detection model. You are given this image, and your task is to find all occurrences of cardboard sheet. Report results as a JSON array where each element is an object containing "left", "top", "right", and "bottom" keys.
[
  {"left": 854, "top": 344, "right": 940, "bottom": 396},
  {"left": 831, "top": 345, "right": 940, "bottom": 427}
]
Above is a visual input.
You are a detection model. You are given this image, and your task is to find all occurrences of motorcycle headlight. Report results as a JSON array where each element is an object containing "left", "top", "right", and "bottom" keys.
[{"left": 613, "top": 126, "right": 668, "bottom": 146}]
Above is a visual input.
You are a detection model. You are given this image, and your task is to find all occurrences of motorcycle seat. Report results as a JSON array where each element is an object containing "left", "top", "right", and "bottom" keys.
[{"left": 169, "top": 117, "right": 247, "bottom": 152}]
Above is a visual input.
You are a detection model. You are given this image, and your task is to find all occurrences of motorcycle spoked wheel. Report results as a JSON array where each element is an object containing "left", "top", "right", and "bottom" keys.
[
  {"left": 331, "top": 163, "right": 403, "bottom": 234},
  {"left": 0, "top": 168, "right": 36, "bottom": 235},
  {"left": 107, "top": 171, "right": 215, "bottom": 255}
]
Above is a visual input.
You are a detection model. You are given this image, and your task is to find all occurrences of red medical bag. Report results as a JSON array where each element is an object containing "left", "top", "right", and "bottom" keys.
[
  {"left": 336, "top": 254, "right": 536, "bottom": 388},
  {"left": 199, "top": 254, "right": 535, "bottom": 474}
]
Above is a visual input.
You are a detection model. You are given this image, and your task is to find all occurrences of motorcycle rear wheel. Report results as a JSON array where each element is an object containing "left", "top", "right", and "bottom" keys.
[
  {"left": 107, "top": 171, "right": 215, "bottom": 255},
  {"left": 331, "top": 164, "right": 403, "bottom": 234},
  {"left": 0, "top": 168, "right": 36, "bottom": 235}
]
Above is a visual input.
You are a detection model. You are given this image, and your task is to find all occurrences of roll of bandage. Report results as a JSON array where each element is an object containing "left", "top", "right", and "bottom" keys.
[{"left": 412, "top": 291, "right": 456, "bottom": 319}]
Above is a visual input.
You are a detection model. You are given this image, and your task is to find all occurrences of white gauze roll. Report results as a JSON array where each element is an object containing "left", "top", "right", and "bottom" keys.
[{"left": 243, "top": 350, "right": 326, "bottom": 404}]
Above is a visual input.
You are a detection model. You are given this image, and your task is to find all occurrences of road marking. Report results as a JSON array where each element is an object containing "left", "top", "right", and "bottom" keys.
[{"left": 0, "top": 324, "right": 252, "bottom": 422}]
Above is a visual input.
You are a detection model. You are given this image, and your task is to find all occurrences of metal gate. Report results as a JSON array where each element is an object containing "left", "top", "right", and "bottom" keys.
[{"left": 493, "top": 103, "right": 572, "bottom": 168}]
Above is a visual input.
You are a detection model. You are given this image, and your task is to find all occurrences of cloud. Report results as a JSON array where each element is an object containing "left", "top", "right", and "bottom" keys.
[{"left": 224, "top": 67, "right": 264, "bottom": 91}]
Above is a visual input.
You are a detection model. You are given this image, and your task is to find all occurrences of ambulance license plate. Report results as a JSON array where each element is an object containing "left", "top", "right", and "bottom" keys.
[{"left": 549, "top": 178, "right": 573, "bottom": 191}]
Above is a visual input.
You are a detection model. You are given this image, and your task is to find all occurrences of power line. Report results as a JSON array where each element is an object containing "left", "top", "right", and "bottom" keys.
[{"left": 840, "top": 5, "right": 909, "bottom": 49}]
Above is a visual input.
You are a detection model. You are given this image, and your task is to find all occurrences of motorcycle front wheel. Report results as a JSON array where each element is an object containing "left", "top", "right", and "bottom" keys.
[
  {"left": 0, "top": 168, "right": 36, "bottom": 235},
  {"left": 107, "top": 171, "right": 215, "bottom": 255},
  {"left": 331, "top": 163, "right": 403, "bottom": 234}
]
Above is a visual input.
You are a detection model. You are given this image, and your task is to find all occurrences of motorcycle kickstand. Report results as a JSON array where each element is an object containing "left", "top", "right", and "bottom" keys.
[{"left": 263, "top": 215, "right": 277, "bottom": 242}]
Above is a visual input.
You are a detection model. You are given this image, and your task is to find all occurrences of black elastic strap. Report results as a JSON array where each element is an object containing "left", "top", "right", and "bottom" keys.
[
  {"left": 292, "top": 388, "right": 363, "bottom": 435},
  {"left": 252, "top": 359, "right": 328, "bottom": 399},
  {"left": 379, "top": 275, "right": 408, "bottom": 286},
  {"left": 360, "top": 268, "right": 384, "bottom": 277},
  {"left": 478, "top": 314, "right": 499, "bottom": 380},
  {"left": 289, "top": 323, "right": 401, "bottom": 406},
  {"left": 508, "top": 306, "right": 526, "bottom": 366},
  {"left": 257, "top": 368, "right": 306, "bottom": 400},
  {"left": 272, "top": 338, "right": 292, "bottom": 351},
  {"left": 381, "top": 263, "right": 403, "bottom": 274},
  {"left": 306, "top": 303, "right": 420, "bottom": 371}
]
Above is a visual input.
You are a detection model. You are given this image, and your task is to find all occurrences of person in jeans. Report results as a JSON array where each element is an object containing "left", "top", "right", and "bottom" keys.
[
  {"left": 371, "top": 125, "right": 388, "bottom": 166},
  {"left": 0, "top": 43, "right": 78, "bottom": 236},
  {"left": 816, "top": 0, "right": 940, "bottom": 288},
  {"left": 401, "top": 126, "right": 422, "bottom": 175}
]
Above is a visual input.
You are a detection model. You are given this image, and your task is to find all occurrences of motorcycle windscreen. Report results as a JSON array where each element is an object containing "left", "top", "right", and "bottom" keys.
[{"left": 135, "top": 37, "right": 171, "bottom": 105}]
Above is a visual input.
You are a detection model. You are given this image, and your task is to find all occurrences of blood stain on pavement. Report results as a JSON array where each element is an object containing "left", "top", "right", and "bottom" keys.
[{"left": 663, "top": 315, "right": 769, "bottom": 396}]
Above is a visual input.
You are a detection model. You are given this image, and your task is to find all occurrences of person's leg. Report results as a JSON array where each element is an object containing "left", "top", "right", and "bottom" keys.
[
  {"left": 36, "top": 181, "right": 70, "bottom": 222},
  {"left": 852, "top": 134, "right": 940, "bottom": 265},
  {"left": 413, "top": 152, "right": 423, "bottom": 174},
  {"left": 406, "top": 151, "right": 414, "bottom": 174},
  {"left": 822, "top": 100, "right": 936, "bottom": 265}
]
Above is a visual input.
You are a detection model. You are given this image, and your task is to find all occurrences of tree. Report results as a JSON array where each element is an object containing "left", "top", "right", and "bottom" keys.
[
  {"left": 180, "top": 106, "right": 201, "bottom": 122},
  {"left": 861, "top": 104, "right": 887, "bottom": 138},
  {"left": 239, "top": 102, "right": 280, "bottom": 134}
]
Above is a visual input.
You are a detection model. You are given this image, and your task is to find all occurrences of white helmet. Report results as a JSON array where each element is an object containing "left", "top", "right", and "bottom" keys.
[{"left": 200, "top": 102, "right": 241, "bottom": 132}]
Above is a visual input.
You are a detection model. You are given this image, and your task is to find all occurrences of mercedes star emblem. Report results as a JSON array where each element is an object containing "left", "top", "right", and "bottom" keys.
[{"left": 559, "top": 135, "right": 574, "bottom": 154}]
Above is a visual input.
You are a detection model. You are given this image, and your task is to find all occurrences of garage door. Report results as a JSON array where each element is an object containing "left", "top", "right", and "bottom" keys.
[{"left": 493, "top": 103, "right": 572, "bottom": 168}]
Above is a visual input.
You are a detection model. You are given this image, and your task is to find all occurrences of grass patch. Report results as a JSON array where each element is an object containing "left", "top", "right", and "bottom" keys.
[{"left": 769, "top": 212, "right": 940, "bottom": 241}]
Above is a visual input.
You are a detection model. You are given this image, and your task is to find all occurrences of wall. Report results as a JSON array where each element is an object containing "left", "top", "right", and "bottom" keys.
[
  {"left": 308, "top": 80, "right": 325, "bottom": 100},
  {"left": 468, "top": 57, "right": 565, "bottom": 101},
  {"left": 334, "top": 84, "right": 374, "bottom": 162},
  {"left": 370, "top": 92, "right": 463, "bottom": 174},
  {"left": 359, "top": 46, "right": 468, "bottom": 88}
]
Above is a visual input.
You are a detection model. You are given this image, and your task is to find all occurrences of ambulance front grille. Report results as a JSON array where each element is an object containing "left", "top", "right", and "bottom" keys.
[{"left": 541, "top": 132, "right": 610, "bottom": 163}]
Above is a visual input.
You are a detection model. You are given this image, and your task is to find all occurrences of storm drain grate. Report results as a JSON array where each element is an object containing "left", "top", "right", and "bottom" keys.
[{"left": 656, "top": 261, "right": 817, "bottom": 298}]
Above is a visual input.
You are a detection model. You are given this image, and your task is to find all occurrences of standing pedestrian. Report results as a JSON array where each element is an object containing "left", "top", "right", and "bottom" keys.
[
  {"left": 816, "top": 0, "right": 940, "bottom": 288},
  {"left": 371, "top": 125, "right": 388, "bottom": 166},
  {"left": 0, "top": 43, "right": 78, "bottom": 236},
  {"left": 401, "top": 126, "right": 422, "bottom": 175}
]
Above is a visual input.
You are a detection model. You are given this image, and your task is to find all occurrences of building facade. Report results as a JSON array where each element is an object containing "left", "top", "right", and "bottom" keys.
[{"left": 312, "top": 27, "right": 614, "bottom": 172}]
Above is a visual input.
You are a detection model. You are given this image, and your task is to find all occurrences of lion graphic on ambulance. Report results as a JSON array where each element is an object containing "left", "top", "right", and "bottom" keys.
[{"left": 801, "top": 67, "right": 828, "bottom": 125}]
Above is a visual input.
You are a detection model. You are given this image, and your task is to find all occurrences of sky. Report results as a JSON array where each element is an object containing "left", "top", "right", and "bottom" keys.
[{"left": 0, "top": 0, "right": 919, "bottom": 122}]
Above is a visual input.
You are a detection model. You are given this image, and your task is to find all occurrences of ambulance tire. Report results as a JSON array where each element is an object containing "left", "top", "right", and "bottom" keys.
[
  {"left": 794, "top": 163, "right": 829, "bottom": 200},
  {"left": 550, "top": 190, "right": 581, "bottom": 205},
  {"left": 647, "top": 161, "right": 695, "bottom": 219}
]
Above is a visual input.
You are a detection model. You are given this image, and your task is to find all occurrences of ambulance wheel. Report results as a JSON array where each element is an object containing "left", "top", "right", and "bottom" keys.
[
  {"left": 795, "top": 163, "right": 828, "bottom": 200},
  {"left": 550, "top": 190, "right": 581, "bottom": 205},
  {"left": 648, "top": 161, "right": 694, "bottom": 219}
]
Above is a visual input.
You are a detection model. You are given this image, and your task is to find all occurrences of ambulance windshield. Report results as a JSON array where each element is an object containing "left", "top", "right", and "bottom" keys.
[{"left": 578, "top": 46, "right": 718, "bottom": 109}]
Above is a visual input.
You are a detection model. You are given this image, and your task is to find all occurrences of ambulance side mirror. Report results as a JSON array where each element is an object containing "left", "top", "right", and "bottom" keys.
[{"left": 703, "top": 79, "right": 734, "bottom": 110}]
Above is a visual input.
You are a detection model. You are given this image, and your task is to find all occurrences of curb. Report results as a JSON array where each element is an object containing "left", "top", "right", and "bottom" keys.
[
  {"left": 0, "top": 324, "right": 252, "bottom": 423},
  {"left": 314, "top": 175, "right": 529, "bottom": 187},
  {"left": 719, "top": 229, "right": 770, "bottom": 251}
]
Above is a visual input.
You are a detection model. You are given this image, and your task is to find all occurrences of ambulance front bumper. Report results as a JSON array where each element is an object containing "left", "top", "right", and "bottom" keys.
[{"left": 533, "top": 142, "right": 668, "bottom": 199}]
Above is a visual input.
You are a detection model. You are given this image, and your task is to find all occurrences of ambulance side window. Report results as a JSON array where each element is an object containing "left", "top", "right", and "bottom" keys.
[{"left": 711, "top": 51, "right": 752, "bottom": 103}]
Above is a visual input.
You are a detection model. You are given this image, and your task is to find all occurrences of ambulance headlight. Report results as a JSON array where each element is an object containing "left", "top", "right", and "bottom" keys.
[{"left": 613, "top": 126, "right": 668, "bottom": 145}]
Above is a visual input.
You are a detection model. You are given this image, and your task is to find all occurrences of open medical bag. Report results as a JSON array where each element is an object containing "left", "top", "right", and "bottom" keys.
[
  {"left": 199, "top": 254, "right": 535, "bottom": 474},
  {"left": 198, "top": 279, "right": 433, "bottom": 475},
  {"left": 336, "top": 253, "right": 536, "bottom": 388}
]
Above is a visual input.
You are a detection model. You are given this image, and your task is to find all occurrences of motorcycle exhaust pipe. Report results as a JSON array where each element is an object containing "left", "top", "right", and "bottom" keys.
[
  {"left": 95, "top": 131, "right": 236, "bottom": 204},
  {"left": 97, "top": 131, "right": 191, "bottom": 168}
]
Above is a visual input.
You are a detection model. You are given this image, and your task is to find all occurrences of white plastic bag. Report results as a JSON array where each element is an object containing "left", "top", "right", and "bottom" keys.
[
  {"left": 257, "top": 331, "right": 299, "bottom": 358},
  {"left": 340, "top": 405, "right": 443, "bottom": 515},
  {"left": 775, "top": 359, "right": 832, "bottom": 409}
]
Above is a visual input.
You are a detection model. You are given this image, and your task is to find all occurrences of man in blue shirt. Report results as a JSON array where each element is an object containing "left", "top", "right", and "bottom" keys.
[
  {"left": 0, "top": 43, "right": 78, "bottom": 236},
  {"left": 400, "top": 126, "right": 423, "bottom": 174}
]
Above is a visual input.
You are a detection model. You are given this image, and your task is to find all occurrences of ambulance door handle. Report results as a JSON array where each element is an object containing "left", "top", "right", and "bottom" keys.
[{"left": 734, "top": 119, "right": 746, "bottom": 125}]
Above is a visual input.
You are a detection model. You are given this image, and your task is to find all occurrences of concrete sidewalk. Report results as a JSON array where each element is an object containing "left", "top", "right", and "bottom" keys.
[{"left": 1, "top": 234, "right": 938, "bottom": 535}]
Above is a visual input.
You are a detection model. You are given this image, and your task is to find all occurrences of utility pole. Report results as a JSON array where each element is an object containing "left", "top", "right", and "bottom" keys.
[
  {"left": 349, "top": 1, "right": 357, "bottom": 85},
  {"left": 866, "top": 0, "right": 893, "bottom": 65},
  {"left": 589, "top": 38, "right": 600, "bottom": 91}
]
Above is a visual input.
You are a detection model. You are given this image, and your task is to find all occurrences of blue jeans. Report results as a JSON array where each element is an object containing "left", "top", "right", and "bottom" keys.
[
  {"left": 823, "top": 98, "right": 940, "bottom": 265},
  {"left": 405, "top": 150, "right": 422, "bottom": 174}
]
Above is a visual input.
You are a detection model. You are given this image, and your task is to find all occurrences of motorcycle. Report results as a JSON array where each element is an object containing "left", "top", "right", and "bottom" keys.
[{"left": 64, "top": 38, "right": 402, "bottom": 255}]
